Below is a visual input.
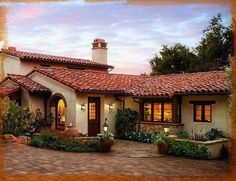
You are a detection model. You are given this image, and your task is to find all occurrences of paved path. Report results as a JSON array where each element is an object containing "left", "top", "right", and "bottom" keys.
[{"left": 3, "top": 140, "right": 230, "bottom": 178}]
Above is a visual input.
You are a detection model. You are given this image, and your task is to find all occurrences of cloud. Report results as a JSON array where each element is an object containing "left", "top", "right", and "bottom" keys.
[{"left": 4, "top": 1, "right": 231, "bottom": 74}]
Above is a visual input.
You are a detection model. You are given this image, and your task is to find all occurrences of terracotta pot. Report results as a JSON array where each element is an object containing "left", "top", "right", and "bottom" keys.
[
  {"left": 64, "top": 126, "right": 79, "bottom": 137},
  {"left": 98, "top": 141, "right": 112, "bottom": 153},
  {"left": 157, "top": 143, "right": 169, "bottom": 154}
]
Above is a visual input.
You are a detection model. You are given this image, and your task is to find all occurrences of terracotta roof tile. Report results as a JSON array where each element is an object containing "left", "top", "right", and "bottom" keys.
[
  {"left": 32, "top": 67, "right": 230, "bottom": 97},
  {"left": 0, "top": 48, "right": 113, "bottom": 69},
  {"left": 0, "top": 86, "right": 20, "bottom": 96},
  {"left": 6, "top": 74, "right": 51, "bottom": 93}
]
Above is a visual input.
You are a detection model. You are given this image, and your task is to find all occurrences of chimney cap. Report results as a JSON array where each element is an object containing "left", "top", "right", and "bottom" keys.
[
  {"left": 93, "top": 38, "right": 107, "bottom": 44},
  {"left": 8, "top": 47, "right": 17, "bottom": 51}
]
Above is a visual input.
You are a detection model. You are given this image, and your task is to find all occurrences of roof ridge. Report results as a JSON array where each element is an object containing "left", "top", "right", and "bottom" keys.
[{"left": 1, "top": 47, "right": 114, "bottom": 69}]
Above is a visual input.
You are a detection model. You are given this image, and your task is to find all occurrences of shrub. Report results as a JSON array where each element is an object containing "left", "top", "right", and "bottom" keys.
[
  {"left": 115, "top": 108, "right": 138, "bottom": 138},
  {"left": 122, "top": 131, "right": 156, "bottom": 143},
  {"left": 31, "top": 135, "right": 45, "bottom": 147},
  {"left": 169, "top": 140, "right": 210, "bottom": 160},
  {"left": 31, "top": 129, "right": 99, "bottom": 152},
  {"left": 33, "top": 109, "right": 51, "bottom": 132},
  {"left": 3, "top": 100, "right": 50, "bottom": 136},
  {"left": 205, "top": 128, "right": 226, "bottom": 141},
  {"left": 175, "top": 130, "right": 189, "bottom": 139},
  {"left": 190, "top": 128, "right": 208, "bottom": 141},
  {"left": 3, "top": 100, "right": 22, "bottom": 135}
]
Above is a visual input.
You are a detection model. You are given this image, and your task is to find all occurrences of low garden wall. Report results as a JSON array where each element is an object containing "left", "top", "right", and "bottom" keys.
[{"left": 138, "top": 122, "right": 184, "bottom": 134}]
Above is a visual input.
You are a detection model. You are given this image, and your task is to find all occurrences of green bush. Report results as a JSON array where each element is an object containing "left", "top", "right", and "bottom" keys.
[
  {"left": 175, "top": 130, "right": 189, "bottom": 139},
  {"left": 122, "top": 131, "right": 156, "bottom": 143},
  {"left": 205, "top": 128, "right": 226, "bottom": 141},
  {"left": 31, "top": 129, "right": 99, "bottom": 152},
  {"left": 115, "top": 108, "right": 138, "bottom": 138},
  {"left": 169, "top": 140, "right": 210, "bottom": 160},
  {"left": 3, "top": 100, "right": 22, "bottom": 135},
  {"left": 3, "top": 100, "right": 51, "bottom": 136},
  {"left": 31, "top": 135, "right": 45, "bottom": 147},
  {"left": 33, "top": 109, "right": 51, "bottom": 132}
]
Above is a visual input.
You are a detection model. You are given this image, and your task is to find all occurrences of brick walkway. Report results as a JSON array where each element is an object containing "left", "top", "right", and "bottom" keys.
[{"left": 3, "top": 140, "right": 230, "bottom": 178}]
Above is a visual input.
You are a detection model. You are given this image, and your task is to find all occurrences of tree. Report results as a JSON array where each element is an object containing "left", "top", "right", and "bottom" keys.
[
  {"left": 195, "top": 14, "right": 233, "bottom": 71},
  {"left": 149, "top": 43, "right": 196, "bottom": 75},
  {"left": 149, "top": 14, "right": 233, "bottom": 75}
]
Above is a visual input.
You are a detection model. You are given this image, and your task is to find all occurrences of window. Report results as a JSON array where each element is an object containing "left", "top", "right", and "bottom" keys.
[
  {"left": 153, "top": 103, "right": 162, "bottom": 121},
  {"left": 57, "top": 99, "right": 65, "bottom": 124},
  {"left": 190, "top": 101, "right": 215, "bottom": 122},
  {"left": 144, "top": 103, "right": 152, "bottom": 121},
  {"left": 143, "top": 102, "right": 173, "bottom": 122},
  {"left": 89, "top": 103, "right": 96, "bottom": 120},
  {"left": 164, "top": 103, "right": 172, "bottom": 122}
]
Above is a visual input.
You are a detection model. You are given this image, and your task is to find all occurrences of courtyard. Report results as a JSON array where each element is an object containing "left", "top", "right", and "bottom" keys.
[{"left": 3, "top": 140, "right": 230, "bottom": 178}]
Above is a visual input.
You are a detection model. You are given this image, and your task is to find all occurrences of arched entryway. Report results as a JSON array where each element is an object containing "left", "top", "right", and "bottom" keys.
[{"left": 50, "top": 93, "right": 67, "bottom": 130}]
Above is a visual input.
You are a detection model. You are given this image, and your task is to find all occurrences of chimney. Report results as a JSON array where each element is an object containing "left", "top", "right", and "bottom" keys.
[{"left": 92, "top": 38, "right": 107, "bottom": 64}]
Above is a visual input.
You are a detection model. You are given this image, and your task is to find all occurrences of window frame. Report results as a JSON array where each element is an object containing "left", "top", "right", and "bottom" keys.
[
  {"left": 190, "top": 101, "right": 215, "bottom": 123},
  {"left": 142, "top": 101, "right": 173, "bottom": 123}
]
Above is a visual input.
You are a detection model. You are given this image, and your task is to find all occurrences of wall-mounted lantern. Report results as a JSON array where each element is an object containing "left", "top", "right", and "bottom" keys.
[
  {"left": 108, "top": 103, "right": 114, "bottom": 111},
  {"left": 103, "top": 118, "right": 109, "bottom": 132},
  {"left": 81, "top": 104, "right": 86, "bottom": 111}
]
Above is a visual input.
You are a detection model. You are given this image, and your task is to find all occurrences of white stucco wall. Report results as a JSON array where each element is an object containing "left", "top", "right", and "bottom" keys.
[
  {"left": 28, "top": 72, "right": 77, "bottom": 126},
  {"left": 75, "top": 93, "right": 121, "bottom": 135},
  {"left": 0, "top": 54, "right": 21, "bottom": 77},
  {"left": 181, "top": 95, "right": 231, "bottom": 136}
]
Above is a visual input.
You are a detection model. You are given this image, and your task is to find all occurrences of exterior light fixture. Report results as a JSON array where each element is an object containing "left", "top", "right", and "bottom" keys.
[
  {"left": 103, "top": 118, "right": 109, "bottom": 132},
  {"left": 109, "top": 103, "right": 114, "bottom": 111},
  {"left": 81, "top": 104, "right": 86, "bottom": 111},
  {"left": 164, "top": 124, "right": 170, "bottom": 134}
]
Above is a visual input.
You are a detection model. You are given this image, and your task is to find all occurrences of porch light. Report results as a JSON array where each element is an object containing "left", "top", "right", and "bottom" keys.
[
  {"left": 109, "top": 103, "right": 114, "bottom": 111},
  {"left": 103, "top": 118, "right": 109, "bottom": 132},
  {"left": 81, "top": 104, "right": 86, "bottom": 111}
]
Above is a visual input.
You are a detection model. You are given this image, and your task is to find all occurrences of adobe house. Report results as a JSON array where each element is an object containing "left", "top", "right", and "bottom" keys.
[{"left": 0, "top": 39, "right": 231, "bottom": 136}]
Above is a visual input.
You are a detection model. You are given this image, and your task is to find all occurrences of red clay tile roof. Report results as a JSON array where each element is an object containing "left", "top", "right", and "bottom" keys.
[
  {"left": 31, "top": 67, "right": 230, "bottom": 97},
  {"left": 0, "top": 86, "right": 20, "bottom": 96},
  {"left": 0, "top": 47, "right": 113, "bottom": 69},
  {"left": 5, "top": 74, "right": 51, "bottom": 93}
]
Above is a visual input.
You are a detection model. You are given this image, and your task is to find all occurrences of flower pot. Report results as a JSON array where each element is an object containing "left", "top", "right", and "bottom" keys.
[
  {"left": 98, "top": 141, "right": 112, "bottom": 153},
  {"left": 157, "top": 143, "right": 169, "bottom": 154}
]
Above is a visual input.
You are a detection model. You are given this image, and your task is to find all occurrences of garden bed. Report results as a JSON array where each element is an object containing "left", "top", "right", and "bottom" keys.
[{"left": 175, "top": 138, "right": 231, "bottom": 159}]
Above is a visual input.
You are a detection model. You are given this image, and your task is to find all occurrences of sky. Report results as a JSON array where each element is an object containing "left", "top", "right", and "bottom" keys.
[{"left": 0, "top": 0, "right": 232, "bottom": 74}]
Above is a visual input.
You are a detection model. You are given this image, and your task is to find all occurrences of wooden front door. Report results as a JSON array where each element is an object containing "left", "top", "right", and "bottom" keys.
[{"left": 88, "top": 97, "right": 100, "bottom": 136}]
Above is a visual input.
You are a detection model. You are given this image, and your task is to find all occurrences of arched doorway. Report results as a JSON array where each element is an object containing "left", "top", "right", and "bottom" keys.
[{"left": 50, "top": 93, "right": 67, "bottom": 130}]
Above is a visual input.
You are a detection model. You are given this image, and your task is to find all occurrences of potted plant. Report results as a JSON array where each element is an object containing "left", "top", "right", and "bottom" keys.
[
  {"left": 154, "top": 131, "right": 170, "bottom": 154},
  {"left": 98, "top": 131, "right": 114, "bottom": 153}
]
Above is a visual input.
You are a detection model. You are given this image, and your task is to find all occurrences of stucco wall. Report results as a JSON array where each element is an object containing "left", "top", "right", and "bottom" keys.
[
  {"left": 28, "top": 72, "right": 77, "bottom": 127},
  {"left": 124, "top": 97, "right": 139, "bottom": 113},
  {"left": 181, "top": 95, "right": 231, "bottom": 136},
  {"left": 0, "top": 54, "right": 21, "bottom": 77},
  {"left": 28, "top": 94, "right": 45, "bottom": 114},
  {"left": 75, "top": 94, "right": 121, "bottom": 134}
]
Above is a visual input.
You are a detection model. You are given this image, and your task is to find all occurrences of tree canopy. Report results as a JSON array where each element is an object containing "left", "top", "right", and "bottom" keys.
[{"left": 150, "top": 14, "right": 233, "bottom": 75}]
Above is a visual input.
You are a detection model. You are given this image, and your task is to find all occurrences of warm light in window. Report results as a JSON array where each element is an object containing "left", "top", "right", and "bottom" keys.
[
  {"left": 144, "top": 103, "right": 151, "bottom": 121},
  {"left": 164, "top": 103, "right": 172, "bottom": 122},
  {"left": 57, "top": 99, "right": 65, "bottom": 124},
  {"left": 89, "top": 103, "right": 96, "bottom": 120}
]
